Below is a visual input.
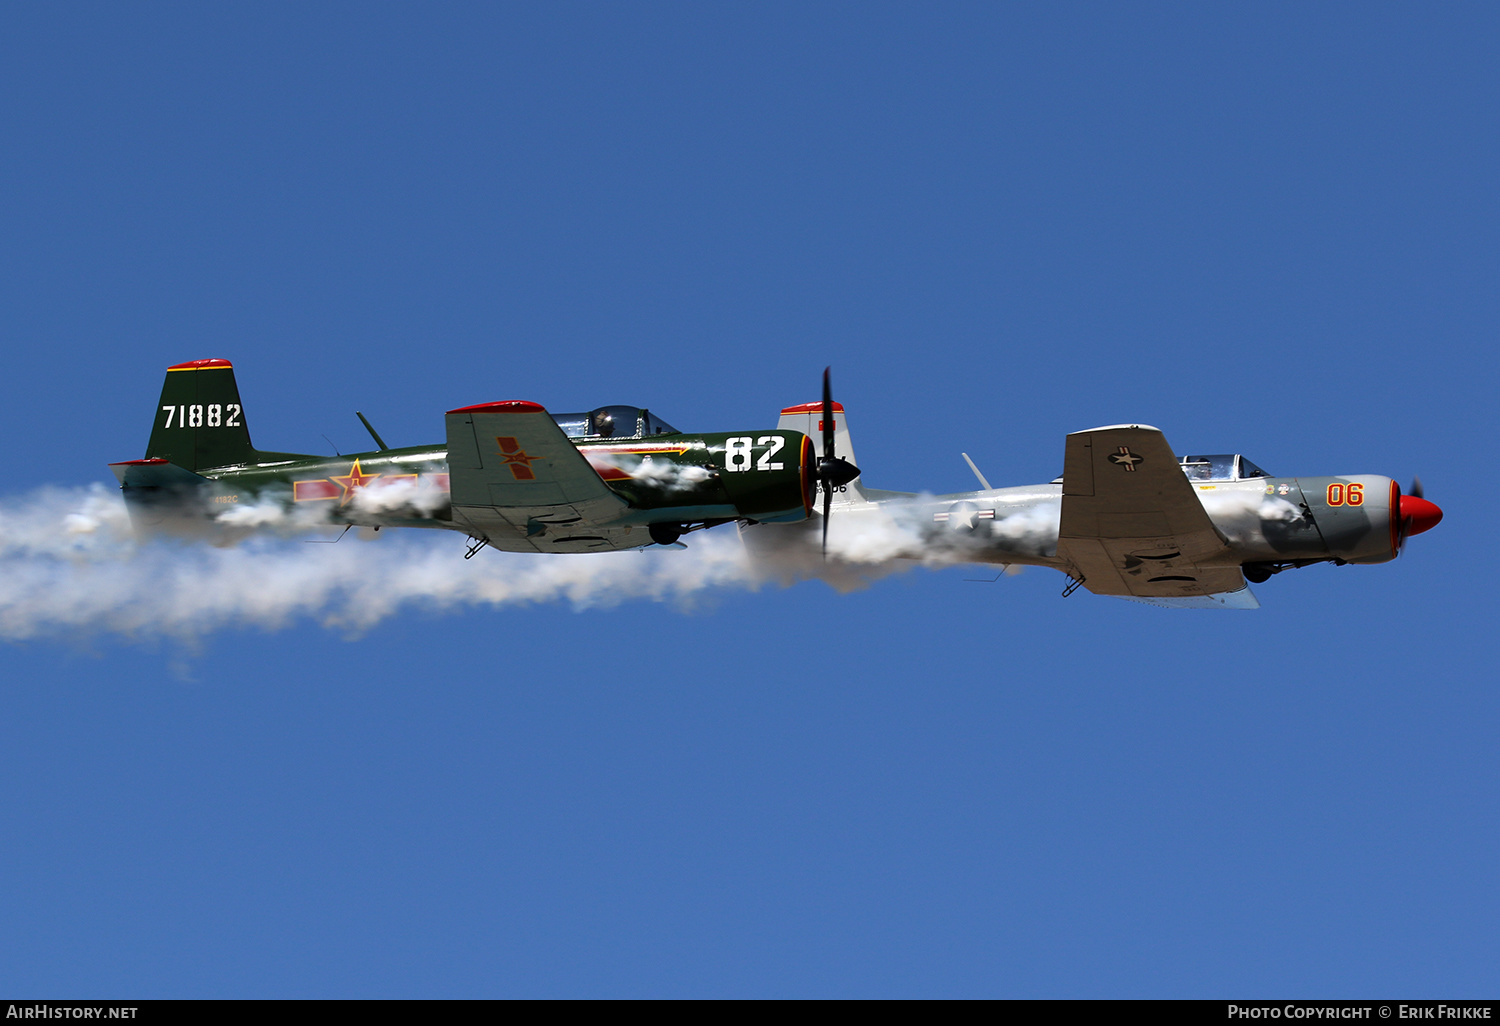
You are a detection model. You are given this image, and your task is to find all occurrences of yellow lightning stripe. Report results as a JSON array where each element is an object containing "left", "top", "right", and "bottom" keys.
[{"left": 583, "top": 445, "right": 693, "bottom": 455}]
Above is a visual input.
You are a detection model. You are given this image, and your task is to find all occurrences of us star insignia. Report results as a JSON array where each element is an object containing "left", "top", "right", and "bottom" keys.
[
  {"left": 933, "top": 505, "right": 997, "bottom": 529},
  {"left": 1108, "top": 446, "right": 1144, "bottom": 472}
]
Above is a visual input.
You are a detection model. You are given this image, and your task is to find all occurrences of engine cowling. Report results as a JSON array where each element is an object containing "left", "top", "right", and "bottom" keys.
[
  {"left": 707, "top": 432, "right": 815, "bottom": 523},
  {"left": 1298, "top": 475, "right": 1401, "bottom": 564}
]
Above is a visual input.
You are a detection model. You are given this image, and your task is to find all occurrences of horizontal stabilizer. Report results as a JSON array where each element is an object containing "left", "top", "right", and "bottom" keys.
[
  {"left": 109, "top": 458, "right": 214, "bottom": 534},
  {"left": 109, "top": 458, "right": 209, "bottom": 490}
]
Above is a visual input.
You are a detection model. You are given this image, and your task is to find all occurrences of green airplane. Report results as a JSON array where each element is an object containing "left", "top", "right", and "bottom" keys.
[{"left": 110, "top": 359, "right": 861, "bottom": 554}]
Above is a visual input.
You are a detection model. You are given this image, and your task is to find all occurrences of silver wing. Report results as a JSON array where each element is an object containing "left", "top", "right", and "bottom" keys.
[{"left": 1056, "top": 424, "right": 1251, "bottom": 601}]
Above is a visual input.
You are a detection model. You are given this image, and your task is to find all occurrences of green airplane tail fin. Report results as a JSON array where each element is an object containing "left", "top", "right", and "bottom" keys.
[{"left": 145, "top": 359, "right": 311, "bottom": 471}]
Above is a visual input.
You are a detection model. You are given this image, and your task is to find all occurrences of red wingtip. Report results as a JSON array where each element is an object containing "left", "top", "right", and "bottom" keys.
[
  {"left": 780, "top": 401, "right": 845, "bottom": 415},
  {"left": 446, "top": 400, "right": 547, "bottom": 415},
  {"left": 167, "top": 358, "right": 233, "bottom": 370},
  {"left": 1399, "top": 495, "right": 1443, "bottom": 537}
]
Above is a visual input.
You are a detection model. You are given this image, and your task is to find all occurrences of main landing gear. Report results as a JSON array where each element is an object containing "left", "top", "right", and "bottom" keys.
[
  {"left": 649, "top": 519, "right": 735, "bottom": 546},
  {"left": 1242, "top": 558, "right": 1346, "bottom": 584},
  {"left": 648, "top": 523, "right": 683, "bottom": 546}
]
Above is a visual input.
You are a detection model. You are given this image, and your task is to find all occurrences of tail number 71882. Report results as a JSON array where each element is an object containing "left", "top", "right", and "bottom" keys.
[{"left": 161, "top": 404, "right": 242, "bottom": 429}]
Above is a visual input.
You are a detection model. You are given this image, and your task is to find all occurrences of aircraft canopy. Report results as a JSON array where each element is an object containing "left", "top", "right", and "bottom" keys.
[
  {"left": 551, "top": 406, "right": 680, "bottom": 440},
  {"left": 1179, "top": 454, "right": 1271, "bottom": 482}
]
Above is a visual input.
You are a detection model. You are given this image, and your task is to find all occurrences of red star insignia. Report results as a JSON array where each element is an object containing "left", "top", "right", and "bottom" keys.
[
  {"left": 496, "top": 436, "right": 541, "bottom": 481},
  {"left": 328, "top": 459, "right": 382, "bottom": 504}
]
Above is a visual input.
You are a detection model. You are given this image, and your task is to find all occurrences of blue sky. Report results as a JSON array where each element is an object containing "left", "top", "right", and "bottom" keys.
[{"left": 0, "top": 3, "right": 1492, "bottom": 997}]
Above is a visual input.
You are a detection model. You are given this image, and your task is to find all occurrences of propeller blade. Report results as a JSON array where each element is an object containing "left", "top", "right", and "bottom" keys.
[
  {"left": 811, "top": 366, "right": 861, "bottom": 557},
  {"left": 821, "top": 367, "right": 836, "bottom": 460},
  {"left": 817, "top": 367, "right": 847, "bottom": 557},
  {"left": 1394, "top": 480, "right": 1442, "bottom": 554},
  {"left": 822, "top": 484, "right": 832, "bottom": 557},
  {"left": 1397, "top": 482, "right": 1408, "bottom": 553}
]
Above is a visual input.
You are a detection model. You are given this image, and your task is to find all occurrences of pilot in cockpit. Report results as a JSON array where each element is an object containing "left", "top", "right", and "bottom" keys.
[
  {"left": 1179, "top": 454, "right": 1269, "bottom": 482},
  {"left": 591, "top": 409, "right": 615, "bottom": 438},
  {"left": 1181, "top": 457, "right": 1215, "bottom": 481}
]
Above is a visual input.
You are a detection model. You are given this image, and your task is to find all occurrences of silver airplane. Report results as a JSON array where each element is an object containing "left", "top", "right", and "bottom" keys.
[{"left": 745, "top": 377, "right": 1443, "bottom": 608}]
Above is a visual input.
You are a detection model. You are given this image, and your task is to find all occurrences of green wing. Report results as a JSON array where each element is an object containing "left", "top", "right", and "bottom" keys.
[{"left": 444, "top": 401, "right": 628, "bottom": 543}]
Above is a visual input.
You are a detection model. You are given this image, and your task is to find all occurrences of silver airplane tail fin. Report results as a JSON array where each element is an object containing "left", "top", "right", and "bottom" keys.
[{"left": 777, "top": 400, "right": 867, "bottom": 506}]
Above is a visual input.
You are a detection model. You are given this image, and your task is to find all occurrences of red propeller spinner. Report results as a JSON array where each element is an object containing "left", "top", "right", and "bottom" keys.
[
  {"left": 1399, "top": 493, "right": 1443, "bottom": 537},
  {"left": 1396, "top": 477, "right": 1443, "bottom": 552}
]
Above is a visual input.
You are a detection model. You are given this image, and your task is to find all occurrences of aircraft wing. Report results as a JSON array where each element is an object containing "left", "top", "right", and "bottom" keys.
[
  {"left": 444, "top": 401, "right": 627, "bottom": 546},
  {"left": 1056, "top": 424, "right": 1247, "bottom": 599}
]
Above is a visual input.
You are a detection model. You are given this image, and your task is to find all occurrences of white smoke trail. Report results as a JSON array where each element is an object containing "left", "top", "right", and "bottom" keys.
[
  {"left": 348, "top": 475, "right": 453, "bottom": 516},
  {"left": 988, "top": 499, "right": 1063, "bottom": 555},
  {"left": 0, "top": 485, "right": 921, "bottom": 642},
  {"left": 740, "top": 493, "right": 1044, "bottom": 588},
  {"left": 212, "top": 476, "right": 451, "bottom": 532},
  {"left": 625, "top": 458, "right": 713, "bottom": 491},
  {"left": 1, "top": 478, "right": 1076, "bottom": 642}
]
